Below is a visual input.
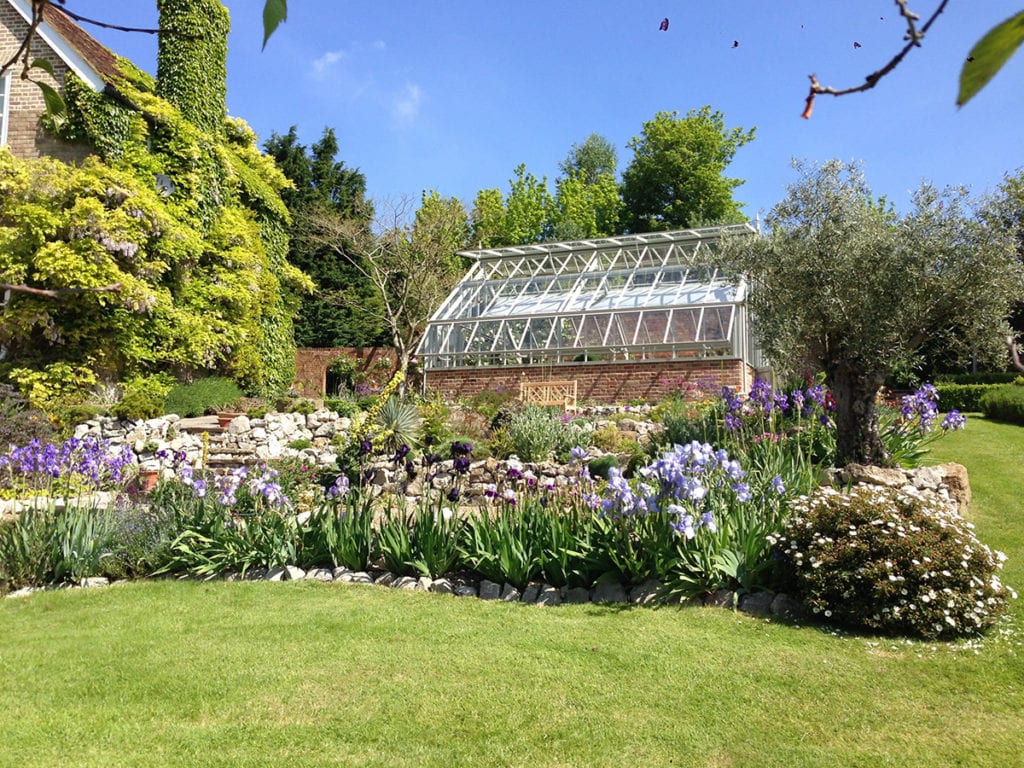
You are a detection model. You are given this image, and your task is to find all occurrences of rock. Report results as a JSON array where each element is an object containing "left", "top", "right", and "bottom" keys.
[
  {"left": 265, "top": 566, "right": 286, "bottom": 582},
  {"left": 308, "top": 568, "right": 334, "bottom": 582},
  {"left": 500, "top": 583, "right": 521, "bottom": 602},
  {"left": 284, "top": 565, "right": 306, "bottom": 581},
  {"left": 564, "top": 587, "right": 591, "bottom": 604},
  {"left": 709, "top": 588, "right": 736, "bottom": 608},
  {"left": 629, "top": 579, "right": 662, "bottom": 605},
  {"left": 393, "top": 576, "right": 421, "bottom": 590},
  {"left": 454, "top": 584, "right": 478, "bottom": 598},
  {"left": 244, "top": 567, "right": 268, "bottom": 581},
  {"left": 478, "top": 580, "right": 501, "bottom": 600},
  {"left": 908, "top": 465, "right": 943, "bottom": 490},
  {"left": 520, "top": 582, "right": 542, "bottom": 603},
  {"left": 418, "top": 576, "right": 433, "bottom": 592},
  {"left": 430, "top": 578, "right": 454, "bottom": 594},
  {"left": 937, "top": 462, "right": 971, "bottom": 514},
  {"left": 841, "top": 463, "right": 906, "bottom": 488},
  {"left": 374, "top": 571, "right": 397, "bottom": 587},
  {"left": 227, "top": 415, "right": 251, "bottom": 435},
  {"left": 592, "top": 580, "right": 628, "bottom": 604},
  {"left": 536, "top": 585, "right": 562, "bottom": 606},
  {"left": 332, "top": 566, "right": 351, "bottom": 580},
  {"left": 80, "top": 576, "right": 110, "bottom": 589},
  {"left": 738, "top": 591, "right": 774, "bottom": 615},
  {"left": 5, "top": 586, "right": 37, "bottom": 598},
  {"left": 348, "top": 571, "right": 374, "bottom": 585},
  {"left": 770, "top": 592, "right": 803, "bottom": 619}
]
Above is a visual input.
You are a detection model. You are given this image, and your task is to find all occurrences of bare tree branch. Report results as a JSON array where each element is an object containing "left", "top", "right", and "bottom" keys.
[
  {"left": 0, "top": 281, "right": 122, "bottom": 299},
  {"left": 802, "top": 0, "right": 951, "bottom": 118}
]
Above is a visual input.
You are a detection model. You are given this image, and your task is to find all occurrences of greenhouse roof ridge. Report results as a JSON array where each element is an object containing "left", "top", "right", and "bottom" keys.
[{"left": 458, "top": 222, "right": 756, "bottom": 260}]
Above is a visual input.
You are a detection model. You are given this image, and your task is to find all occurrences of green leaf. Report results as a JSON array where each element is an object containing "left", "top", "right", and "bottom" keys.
[
  {"left": 30, "top": 58, "right": 56, "bottom": 78},
  {"left": 262, "top": 0, "right": 288, "bottom": 50},
  {"left": 35, "top": 81, "right": 67, "bottom": 130},
  {"left": 958, "top": 11, "right": 1024, "bottom": 107}
]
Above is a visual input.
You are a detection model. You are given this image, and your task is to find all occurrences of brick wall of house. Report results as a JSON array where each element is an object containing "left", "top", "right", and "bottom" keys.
[
  {"left": 424, "top": 358, "right": 750, "bottom": 405},
  {"left": 1, "top": 4, "right": 89, "bottom": 161},
  {"left": 293, "top": 347, "right": 398, "bottom": 396}
]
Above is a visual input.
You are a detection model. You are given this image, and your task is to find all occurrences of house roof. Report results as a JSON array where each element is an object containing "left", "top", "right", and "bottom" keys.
[
  {"left": 6, "top": 0, "right": 121, "bottom": 90},
  {"left": 40, "top": 2, "right": 121, "bottom": 84}
]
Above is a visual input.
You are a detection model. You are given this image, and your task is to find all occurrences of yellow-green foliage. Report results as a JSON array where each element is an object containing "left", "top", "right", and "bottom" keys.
[{"left": 4, "top": 3, "right": 312, "bottom": 398}]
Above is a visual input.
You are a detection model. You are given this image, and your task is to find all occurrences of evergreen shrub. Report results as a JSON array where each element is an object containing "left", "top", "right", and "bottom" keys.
[
  {"left": 164, "top": 377, "right": 243, "bottom": 417},
  {"left": 979, "top": 383, "right": 1024, "bottom": 425}
]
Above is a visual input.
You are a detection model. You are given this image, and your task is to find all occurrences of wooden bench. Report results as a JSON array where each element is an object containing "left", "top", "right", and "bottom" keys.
[{"left": 520, "top": 379, "right": 578, "bottom": 410}]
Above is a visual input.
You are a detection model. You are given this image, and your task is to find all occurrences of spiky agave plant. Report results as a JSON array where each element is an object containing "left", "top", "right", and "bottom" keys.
[{"left": 374, "top": 396, "right": 424, "bottom": 454}]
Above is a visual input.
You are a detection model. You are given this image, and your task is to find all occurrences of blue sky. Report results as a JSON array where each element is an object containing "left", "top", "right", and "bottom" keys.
[{"left": 67, "top": 1, "right": 1023, "bottom": 222}]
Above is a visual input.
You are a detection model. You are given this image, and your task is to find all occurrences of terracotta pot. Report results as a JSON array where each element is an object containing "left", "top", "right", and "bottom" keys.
[
  {"left": 138, "top": 469, "right": 160, "bottom": 492},
  {"left": 217, "top": 412, "right": 242, "bottom": 429}
]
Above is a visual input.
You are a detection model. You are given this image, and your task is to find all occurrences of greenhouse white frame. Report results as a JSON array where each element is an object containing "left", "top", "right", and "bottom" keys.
[{"left": 418, "top": 224, "right": 764, "bottom": 372}]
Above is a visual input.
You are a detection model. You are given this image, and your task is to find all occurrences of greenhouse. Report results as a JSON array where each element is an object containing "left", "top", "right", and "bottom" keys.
[{"left": 418, "top": 224, "right": 767, "bottom": 404}]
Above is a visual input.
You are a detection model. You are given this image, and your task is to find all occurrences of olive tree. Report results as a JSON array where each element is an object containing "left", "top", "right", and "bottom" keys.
[{"left": 728, "top": 160, "right": 1022, "bottom": 466}]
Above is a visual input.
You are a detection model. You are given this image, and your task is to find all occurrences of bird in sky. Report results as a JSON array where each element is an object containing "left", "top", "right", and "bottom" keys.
[{"left": 659, "top": 18, "right": 669, "bottom": 31}]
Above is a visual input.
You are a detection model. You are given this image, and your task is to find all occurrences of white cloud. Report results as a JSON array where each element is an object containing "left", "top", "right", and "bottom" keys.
[
  {"left": 310, "top": 49, "right": 346, "bottom": 78},
  {"left": 392, "top": 83, "right": 423, "bottom": 124}
]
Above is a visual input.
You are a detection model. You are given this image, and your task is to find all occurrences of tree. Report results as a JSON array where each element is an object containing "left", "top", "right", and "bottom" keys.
[
  {"left": 558, "top": 133, "right": 617, "bottom": 185},
  {"left": 469, "top": 164, "right": 552, "bottom": 247},
  {"left": 728, "top": 160, "right": 1022, "bottom": 465},
  {"left": 263, "top": 126, "right": 386, "bottom": 347},
  {"left": 550, "top": 171, "right": 622, "bottom": 241},
  {"left": 308, "top": 193, "right": 470, "bottom": 379},
  {"left": 621, "top": 107, "right": 755, "bottom": 233}
]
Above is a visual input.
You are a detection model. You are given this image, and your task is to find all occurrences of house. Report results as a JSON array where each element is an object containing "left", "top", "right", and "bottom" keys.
[{"left": 0, "top": 0, "right": 120, "bottom": 162}]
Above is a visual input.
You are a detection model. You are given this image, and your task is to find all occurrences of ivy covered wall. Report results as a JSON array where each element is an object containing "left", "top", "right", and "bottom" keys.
[{"left": 0, "top": 0, "right": 310, "bottom": 401}]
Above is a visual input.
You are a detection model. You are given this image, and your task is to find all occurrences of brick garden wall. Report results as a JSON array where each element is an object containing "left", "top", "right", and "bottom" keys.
[
  {"left": 293, "top": 347, "right": 398, "bottom": 397},
  {"left": 424, "top": 359, "right": 754, "bottom": 405},
  {"left": 0, "top": 5, "right": 90, "bottom": 162}
]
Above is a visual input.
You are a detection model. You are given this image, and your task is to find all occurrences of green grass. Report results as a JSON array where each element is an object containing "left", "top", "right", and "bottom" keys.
[{"left": 1, "top": 419, "right": 1022, "bottom": 768}]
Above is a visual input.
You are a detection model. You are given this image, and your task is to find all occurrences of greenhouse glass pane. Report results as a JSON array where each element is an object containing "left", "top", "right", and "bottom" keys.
[
  {"left": 638, "top": 310, "right": 670, "bottom": 345},
  {"left": 667, "top": 309, "right": 699, "bottom": 343},
  {"left": 699, "top": 306, "right": 734, "bottom": 341}
]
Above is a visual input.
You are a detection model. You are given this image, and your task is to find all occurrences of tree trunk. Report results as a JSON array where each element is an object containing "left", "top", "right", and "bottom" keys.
[{"left": 826, "top": 364, "right": 889, "bottom": 466}]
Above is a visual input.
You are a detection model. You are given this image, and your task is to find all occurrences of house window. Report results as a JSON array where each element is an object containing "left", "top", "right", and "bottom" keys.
[{"left": 0, "top": 71, "right": 10, "bottom": 147}]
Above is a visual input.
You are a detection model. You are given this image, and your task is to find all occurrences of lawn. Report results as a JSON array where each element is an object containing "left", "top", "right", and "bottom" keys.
[{"left": 0, "top": 418, "right": 1021, "bottom": 768}]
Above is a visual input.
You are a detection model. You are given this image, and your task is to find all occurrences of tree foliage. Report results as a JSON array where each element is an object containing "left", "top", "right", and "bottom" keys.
[
  {"left": 558, "top": 133, "right": 617, "bottom": 185},
  {"left": 621, "top": 107, "right": 754, "bottom": 232},
  {"left": 727, "top": 160, "right": 1022, "bottom": 465},
  {"left": 264, "top": 126, "right": 386, "bottom": 347}
]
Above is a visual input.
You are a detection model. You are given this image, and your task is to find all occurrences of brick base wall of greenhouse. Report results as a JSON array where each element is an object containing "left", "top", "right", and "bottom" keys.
[{"left": 424, "top": 359, "right": 757, "bottom": 404}]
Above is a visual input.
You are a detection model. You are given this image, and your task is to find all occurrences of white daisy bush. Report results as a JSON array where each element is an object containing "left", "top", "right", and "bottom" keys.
[{"left": 771, "top": 485, "right": 1014, "bottom": 639}]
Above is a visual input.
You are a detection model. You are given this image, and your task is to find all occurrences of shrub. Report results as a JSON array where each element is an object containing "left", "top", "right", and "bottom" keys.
[
  {"left": 111, "top": 375, "right": 172, "bottom": 421},
  {"left": 935, "top": 372, "right": 1018, "bottom": 385},
  {"left": 324, "top": 397, "right": 359, "bottom": 418},
  {"left": 587, "top": 454, "right": 619, "bottom": 480},
  {"left": 934, "top": 383, "right": 996, "bottom": 413},
  {"left": 286, "top": 398, "right": 316, "bottom": 416},
  {"left": 0, "top": 383, "right": 55, "bottom": 448},
  {"left": 773, "top": 485, "right": 1013, "bottom": 639},
  {"left": 164, "top": 377, "right": 243, "bottom": 417},
  {"left": 468, "top": 387, "right": 515, "bottom": 421},
  {"left": 505, "top": 406, "right": 589, "bottom": 463},
  {"left": 980, "top": 383, "right": 1024, "bottom": 425},
  {"left": 287, "top": 438, "right": 312, "bottom": 451}
]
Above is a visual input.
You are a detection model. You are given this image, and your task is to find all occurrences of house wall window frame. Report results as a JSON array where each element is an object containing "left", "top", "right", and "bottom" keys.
[{"left": 0, "top": 71, "right": 11, "bottom": 147}]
